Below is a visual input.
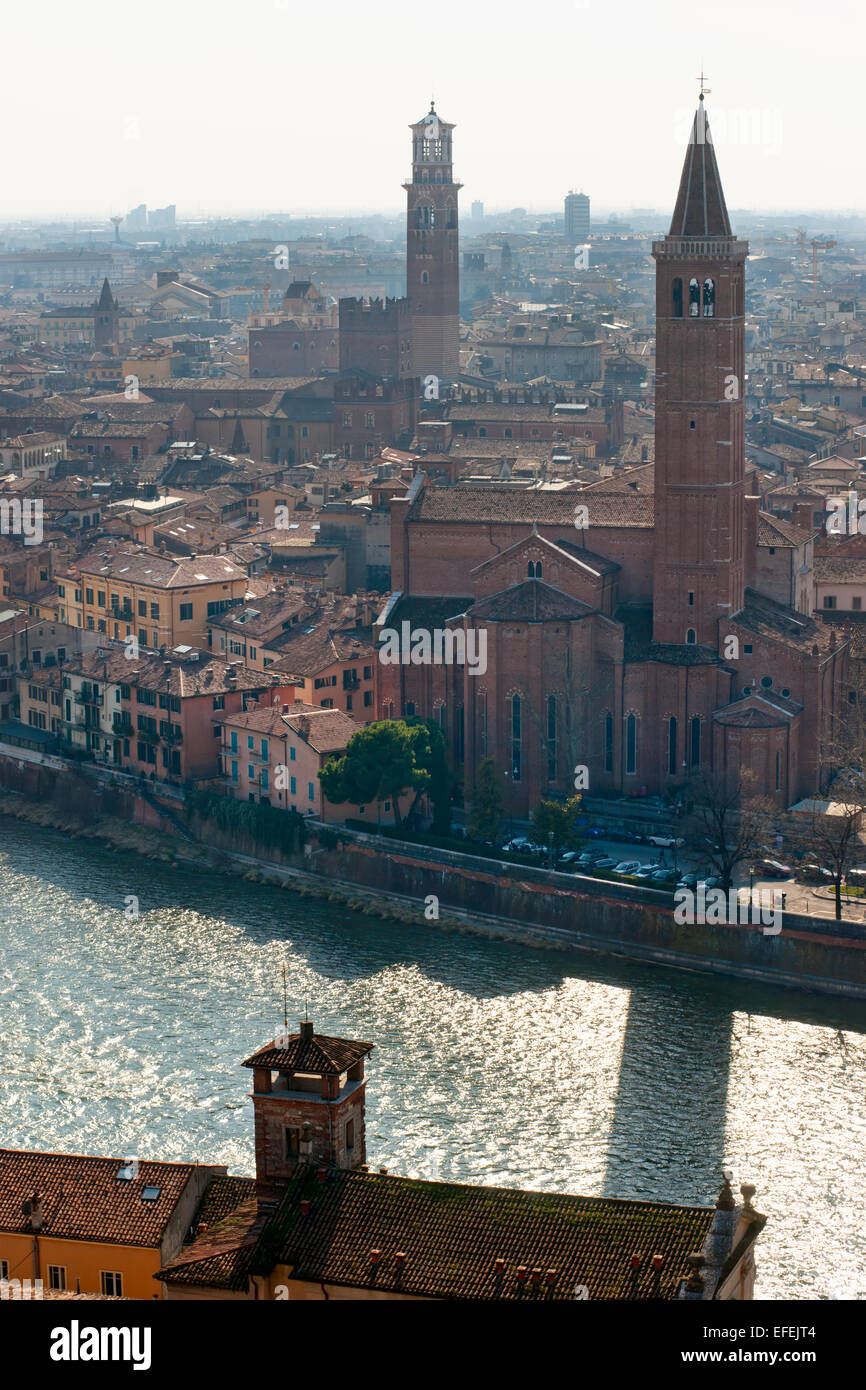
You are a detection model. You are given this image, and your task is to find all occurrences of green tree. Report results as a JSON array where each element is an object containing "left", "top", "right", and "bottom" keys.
[
  {"left": 405, "top": 716, "right": 451, "bottom": 833},
  {"left": 529, "top": 795, "right": 583, "bottom": 856},
  {"left": 319, "top": 720, "right": 430, "bottom": 829},
  {"left": 466, "top": 758, "right": 505, "bottom": 844}
]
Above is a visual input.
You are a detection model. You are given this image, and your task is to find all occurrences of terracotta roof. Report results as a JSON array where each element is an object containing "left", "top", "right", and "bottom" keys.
[
  {"left": 469, "top": 579, "right": 594, "bottom": 622},
  {"left": 0, "top": 1149, "right": 212, "bottom": 1248},
  {"left": 283, "top": 707, "right": 362, "bottom": 754},
  {"left": 64, "top": 548, "right": 246, "bottom": 589},
  {"left": 757, "top": 513, "right": 813, "bottom": 547},
  {"left": 194, "top": 1174, "right": 257, "bottom": 1228},
  {"left": 408, "top": 485, "right": 653, "bottom": 528},
  {"left": 247, "top": 1166, "right": 720, "bottom": 1301},
  {"left": 737, "top": 588, "right": 844, "bottom": 654},
  {"left": 242, "top": 1029, "right": 374, "bottom": 1076},
  {"left": 157, "top": 1194, "right": 264, "bottom": 1292},
  {"left": 814, "top": 555, "right": 866, "bottom": 583}
]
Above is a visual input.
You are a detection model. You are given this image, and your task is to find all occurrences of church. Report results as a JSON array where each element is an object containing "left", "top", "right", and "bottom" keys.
[{"left": 378, "top": 95, "right": 847, "bottom": 817}]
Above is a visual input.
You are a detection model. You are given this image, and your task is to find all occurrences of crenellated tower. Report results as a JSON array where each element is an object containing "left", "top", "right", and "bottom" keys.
[{"left": 404, "top": 102, "right": 461, "bottom": 383}]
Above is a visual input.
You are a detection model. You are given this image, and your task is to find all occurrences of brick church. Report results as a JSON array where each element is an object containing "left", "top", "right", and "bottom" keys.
[{"left": 377, "top": 95, "right": 847, "bottom": 816}]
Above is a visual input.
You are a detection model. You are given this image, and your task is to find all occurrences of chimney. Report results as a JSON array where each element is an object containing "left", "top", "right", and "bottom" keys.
[
  {"left": 29, "top": 1192, "right": 43, "bottom": 1231},
  {"left": 300, "top": 1020, "right": 314, "bottom": 1041}
]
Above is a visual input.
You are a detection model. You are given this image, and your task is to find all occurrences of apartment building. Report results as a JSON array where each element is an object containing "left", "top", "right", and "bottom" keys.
[{"left": 57, "top": 550, "right": 250, "bottom": 650}]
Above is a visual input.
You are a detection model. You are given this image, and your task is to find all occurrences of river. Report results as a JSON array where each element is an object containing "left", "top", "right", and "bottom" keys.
[{"left": 1, "top": 817, "right": 864, "bottom": 1299}]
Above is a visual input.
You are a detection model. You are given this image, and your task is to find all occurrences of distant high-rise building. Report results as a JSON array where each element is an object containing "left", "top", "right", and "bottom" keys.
[
  {"left": 149, "top": 205, "right": 176, "bottom": 230},
  {"left": 404, "top": 101, "right": 461, "bottom": 382},
  {"left": 565, "top": 190, "right": 590, "bottom": 241},
  {"left": 125, "top": 203, "right": 147, "bottom": 234},
  {"left": 471, "top": 200, "right": 484, "bottom": 221}
]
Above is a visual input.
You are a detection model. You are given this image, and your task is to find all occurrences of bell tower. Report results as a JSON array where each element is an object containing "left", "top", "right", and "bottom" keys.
[
  {"left": 243, "top": 1021, "right": 374, "bottom": 1206},
  {"left": 404, "top": 101, "right": 461, "bottom": 383},
  {"left": 652, "top": 93, "right": 748, "bottom": 647},
  {"left": 93, "top": 276, "right": 120, "bottom": 350}
]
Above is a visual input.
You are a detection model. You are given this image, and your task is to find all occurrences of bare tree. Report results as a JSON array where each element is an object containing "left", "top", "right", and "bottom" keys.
[{"left": 683, "top": 769, "right": 777, "bottom": 891}]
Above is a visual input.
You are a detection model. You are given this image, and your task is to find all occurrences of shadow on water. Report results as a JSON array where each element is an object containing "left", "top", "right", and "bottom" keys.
[
  {"left": 3, "top": 818, "right": 866, "bottom": 1033},
  {"left": 601, "top": 989, "right": 733, "bottom": 1201}
]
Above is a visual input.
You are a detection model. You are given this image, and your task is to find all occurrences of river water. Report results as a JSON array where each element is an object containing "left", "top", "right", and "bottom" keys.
[{"left": 1, "top": 818, "right": 864, "bottom": 1299}]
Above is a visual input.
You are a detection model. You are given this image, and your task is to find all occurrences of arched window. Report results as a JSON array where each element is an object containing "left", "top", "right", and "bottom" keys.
[
  {"left": 421, "top": 271, "right": 429, "bottom": 284},
  {"left": 703, "top": 278, "right": 715, "bottom": 317},
  {"left": 511, "top": 694, "right": 522, "bottom": 782},
  {"left": 690, "top": 716, "right": 701, "bottom": 767},
  {"left": 672, "top": 277, "right": 683, "bottom": 318},
  {"left": 528, "top": 560, "right": 542, "bottom": 579},
  {"left": 686, "top": 628, "right": 697, "bottom": 645},
  {"left": 604, "top": 712, "right": 614, "bottom": 773},
  {"left": 625, "top": 714, "right": 637, "bottom": 776},
  {"left": 547, "top": 695, "right": 557, "bottom": 782},
  {"left": 668, "top": 715, "right": 677, "bottom": 776},
  {"left": 689, "top": 278, "right": 700, "bottom": 317}
]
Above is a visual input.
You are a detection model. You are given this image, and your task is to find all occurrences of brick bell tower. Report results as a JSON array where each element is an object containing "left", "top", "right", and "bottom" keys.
[
  {"left": 652, "top": 92, "right": 748, "bottom": 648},
  {"left": 404, "top": 101, "right": 461, "bottom": 383},
  {"left": 243, "top": 1021, "right": 374, "bottom": 1205}
]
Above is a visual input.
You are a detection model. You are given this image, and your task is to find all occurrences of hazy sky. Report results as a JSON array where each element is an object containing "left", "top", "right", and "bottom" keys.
[{"left": 3, "top": 0, "right": 862, "bottom": 221}]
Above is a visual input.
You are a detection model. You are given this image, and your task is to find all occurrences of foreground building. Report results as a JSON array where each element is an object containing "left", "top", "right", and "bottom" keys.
[
  {"left": 0, "top": 1151, "right": 222, "bottom": 1300},
  {"left": 155, "top": 1021, "right": 765, "bottom": 1301}
]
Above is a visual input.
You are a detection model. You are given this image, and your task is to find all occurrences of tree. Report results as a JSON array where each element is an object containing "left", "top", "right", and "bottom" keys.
[
  {"left": 528, "top": 795, "right": 583, "bottom": 857},
  {"left": 404, "top": 716, "right": 451, "bottom": 833},
  {"left": 319, "top": 720, "right": 430, "bottom": 829},
  {"left": 785, "top": 783, "right": 863, "bottom": 921},
  {"left": 466, "top": 758, "right": 505, "bottom": 844},
  {"left": 789, "top": 662, "right": 866, "bottom": 919},
  {"left": 683, "top": 769, "right": 776, "bottom": 891}
]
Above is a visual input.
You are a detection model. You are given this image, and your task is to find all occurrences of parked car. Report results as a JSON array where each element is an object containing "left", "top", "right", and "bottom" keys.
[
  {"left": 593, "top": 856, "right": 617, "bottom": 870},
  {"left": 584, "top": 826, "right": 606, "bottom": 839},
  {"left": 557, "top": 851, "right": 579, "bottom": 864},
  {"left": 632, "top": 865, "right": 658, "bottom": 880},
  {"left": 608, "top": 828, "right": 645, "bottom": 845},
  {"left": 677, "top": 873, "right": 699, "bottom": 889},
  {"left": 613, "top": 860, "right": 642, "bottom": 876},
  {"left": 846, "top": 866, "right": 866, "bottom": 884},
  {"left": 651, "top": 868, "right": 676, "bottom": 883},
  {"left": 753, "top": 858, "right": 792, "bottom": 879},
  {"left": 577, "top": 851, "right": 603, "bottom": 865},
  {"left": 647, "top": 833, "right": 686, "bottom": 849},
  {"left": 797, "top": 863, "right": 834, "bottom": 884}
]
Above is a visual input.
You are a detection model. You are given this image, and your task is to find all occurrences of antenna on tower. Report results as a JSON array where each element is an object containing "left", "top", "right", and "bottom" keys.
[{"left": 281, "top": 963, "right": 288, "bottom": 1033}]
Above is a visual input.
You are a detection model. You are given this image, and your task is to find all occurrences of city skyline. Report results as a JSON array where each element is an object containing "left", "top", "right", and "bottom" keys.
[{"left": 3, "top": 0, "right": 862, "bottom": 220}]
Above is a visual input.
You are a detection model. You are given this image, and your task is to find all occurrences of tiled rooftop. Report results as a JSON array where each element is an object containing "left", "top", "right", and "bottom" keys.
[
  {"left": 0, "top": 1149, "right": 212, "bottom": 1248},
  {"left": 247, "top": 1167, "right": 723, "bottom": 1301}
]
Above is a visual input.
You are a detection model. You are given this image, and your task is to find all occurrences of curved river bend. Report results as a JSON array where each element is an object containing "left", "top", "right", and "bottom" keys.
[{"left": 1, "top": 820, "right": 865, "bottom": 1299}]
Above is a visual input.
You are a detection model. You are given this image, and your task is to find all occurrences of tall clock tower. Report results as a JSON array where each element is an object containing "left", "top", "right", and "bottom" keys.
[
  {"left": 652, "top": 94, "right": 748, "bottom": 648},
  {"left": 404, "top": 102, "right": 461, "bottom": 383}
]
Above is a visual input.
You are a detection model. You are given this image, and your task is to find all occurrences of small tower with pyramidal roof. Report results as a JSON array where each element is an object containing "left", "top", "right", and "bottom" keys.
[
  {"left": 93, "top": 276, "right": 120, "bottom": 350},
  {"left": 243, "top": 1021, "right": 374, "bottom": 1205}
]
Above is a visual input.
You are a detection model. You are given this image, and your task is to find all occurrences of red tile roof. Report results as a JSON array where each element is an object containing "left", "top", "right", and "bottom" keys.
[
  {"left": 0, "top": 1150, "right": 217, "bottom": 1248},
  {"left": 242, "top": 1029, "right": 374, "bottom": 1077},
  {"left": 244, "top": 1167, "right": 728, "bottom": 1301}
]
